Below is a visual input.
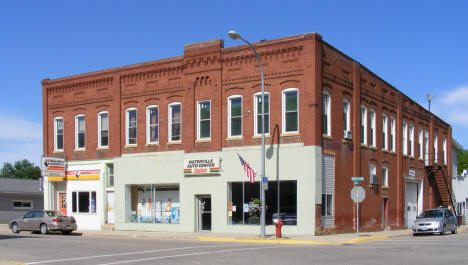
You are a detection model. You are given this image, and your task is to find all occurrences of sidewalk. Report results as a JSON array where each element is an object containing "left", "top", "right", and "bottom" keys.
[{"left": 1, "top": 224, "right": 466, "bottom": 245}]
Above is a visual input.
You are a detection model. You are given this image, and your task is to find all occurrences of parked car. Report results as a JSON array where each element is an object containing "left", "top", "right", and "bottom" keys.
[
  {"left": 9, "top": 210, "right": 77, "bottom": 235},
  {"left": 412, "top": 208, "right": 458, "bottom": 236},
  {"left": 272, "top": 213, "right": 297, "bottom": 225}
]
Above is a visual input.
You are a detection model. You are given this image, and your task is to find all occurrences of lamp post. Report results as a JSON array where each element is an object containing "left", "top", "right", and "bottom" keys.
[
  {"left": 426, "top": 94, "right": 434, "bottom": 112},
  {"left": 228, "top": 30, "right": 266, "bottom": 238}
]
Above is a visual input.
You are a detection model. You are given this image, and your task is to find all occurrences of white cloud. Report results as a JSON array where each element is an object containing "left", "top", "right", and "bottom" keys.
[
  {"left": 0, "top": 114, "right": 42, "bottom": 140},
  {"left": 440, "top": 85, "right": 468, "bottom": 106},
  {"left": 432, "top": 85, "right": 468, "bottom": 130}
]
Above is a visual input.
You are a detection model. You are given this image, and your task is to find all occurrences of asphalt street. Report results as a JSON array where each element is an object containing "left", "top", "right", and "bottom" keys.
[{"left": 1, "top": 231, "right": 468, "bottom": 265}]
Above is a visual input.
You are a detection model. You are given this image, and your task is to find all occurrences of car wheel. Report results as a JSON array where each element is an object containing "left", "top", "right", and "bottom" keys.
[
  {"left": 452, "top": 224, "right": 458, "bottom": 234},
  {"left": 40, "top": 224, "right": 49, "bottom": 235},
  {"left": 62, "top": 230, "right": 72, "bottom": 235},
  {"left": 11, "top": 223, "right": 20, "bottom": 234}
]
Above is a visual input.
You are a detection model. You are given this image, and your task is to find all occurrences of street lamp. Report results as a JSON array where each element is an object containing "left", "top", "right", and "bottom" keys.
[
  {"left": 228, "top": 30, "right": 266, "bottom": 238},
  {"left": 426, "top": 94, "right": 434, "bottom": 112}
]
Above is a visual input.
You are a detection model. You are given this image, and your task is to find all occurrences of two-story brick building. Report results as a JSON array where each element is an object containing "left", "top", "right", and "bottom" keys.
[{"left": 42, "top": 32, "right": 454, "bottom": 234}]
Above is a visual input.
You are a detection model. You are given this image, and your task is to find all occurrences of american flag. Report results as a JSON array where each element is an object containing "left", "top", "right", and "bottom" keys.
[{"left": 237, "top": 153, "right": 256, "bottom": 183}]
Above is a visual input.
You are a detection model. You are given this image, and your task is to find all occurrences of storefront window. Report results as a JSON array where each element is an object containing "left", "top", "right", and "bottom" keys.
[
  {"left": 126, "top": 184, "right": 180, "bottom": 224},
  {"left": 227, "top": 181, "right": 297, "bottom": 225},
  {"left": 72, "top": 191, "right": 96, "bottom": 213}
]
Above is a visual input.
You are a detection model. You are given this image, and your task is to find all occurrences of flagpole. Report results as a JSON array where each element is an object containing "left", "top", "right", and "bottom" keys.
[{"left": 229, "top": 31, "right": 266, "bottom": 238}]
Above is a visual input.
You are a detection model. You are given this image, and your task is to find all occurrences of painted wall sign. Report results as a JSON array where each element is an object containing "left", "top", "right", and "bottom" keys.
[
  {"left": 184, "top": 158, "right": 220, "bottom": 175},
  {"left": 65, "top": 170, "right": 101, "bottom": 180},
  {"left": 41, "top": 156, "right": 66, "bottom": 180}
]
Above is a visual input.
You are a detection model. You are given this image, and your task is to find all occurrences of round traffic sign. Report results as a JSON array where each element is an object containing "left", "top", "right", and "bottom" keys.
[{"left": 351, "top": 186, "right": 365, "bottom": 203}]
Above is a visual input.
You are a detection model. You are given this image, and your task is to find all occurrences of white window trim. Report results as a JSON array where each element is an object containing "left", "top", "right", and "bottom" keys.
[
  {"left": 369, "top": 109, "right": 376, "bottom": 147},
  {"left": 382, "top": 166, "right": 389, "bottom": 187},
  {"left": 321, "top": 90, "right": 330, "bottom": 136},
  {"left": 369, "top": 163, "right": 376, "bottom": 184},
  {"left": 13, "top": 200, "right": 33, "bottom": 210},
  {"left": 146, "top": 105, "right": 159, "bottom": 144},
  {"left": 197, "top": 100, "right": 211, "bottom": 140},
  {"left": 443, "top": 136, "right": 447, "bottom": 165},
  {"left": 409, "top": 124, "right": 414, "bottom": 157},
  {"left": 402, "top": 121, "right": 408, "bottom": 155},
  {"left": 75, "top": 114, "right": 85, "bottom": 150},
  {"left": 418, "top": 127, "right": 423, "bottom": 159},
  {"left": 54, "top": 117, "right": 64, "bottom": 152},
  {"left": 125, "top": 108, "right": 137, "bottom": 146},
  {"left": 168, "top": 102, "right": 182, "bottom": 143},
  {"left": 424, "top": 130, "right": 429, "bottom": 165},
  {"left": 360, "top": 105, "right": 368, "bottom": 145},
  {"left": 97, "top": 111, "right": 109, "bottom": 148},
  {"left": 254, "top": 92, "right": 270, "bottom": 136},
  {"left": 390, "top": 116, "right": 396, "bottom": 152},
  {"left": 228, "top": 95, "right": 243, "bottom": 138},
  {"left": 434, "top": 134, "right": 438, "bottom": 163},
  {"left": 382, "top": 114, "right": 388, "bottom": 150},
  {"left": 343, "top": 99, "right": 351, "bottom": 132}
]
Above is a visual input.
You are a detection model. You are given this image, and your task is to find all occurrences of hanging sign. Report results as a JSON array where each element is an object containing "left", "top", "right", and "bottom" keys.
[
  {"left": 41, "top": 156, "right": 66, "bottom": 180},
  {"left": 184, "top": 158, "right": 221, "bottom": 175}
]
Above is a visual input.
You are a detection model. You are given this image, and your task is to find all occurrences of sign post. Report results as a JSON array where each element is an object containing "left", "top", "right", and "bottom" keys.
[{"left": 350, "top": 177, "right": 365, "bottom": 237}]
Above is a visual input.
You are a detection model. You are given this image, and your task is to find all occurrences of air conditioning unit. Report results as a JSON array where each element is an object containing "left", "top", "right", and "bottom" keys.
[
  {"left": 370, "top": 174, "right": 379, "bottom": 185},
  {"left": 343, "top": 130, "right": 352, "bottom": 140}
]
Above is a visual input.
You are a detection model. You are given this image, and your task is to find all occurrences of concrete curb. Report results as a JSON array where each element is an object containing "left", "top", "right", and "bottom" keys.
[{"left": 0, "top": 260, "right": 25, "bottom": 265}]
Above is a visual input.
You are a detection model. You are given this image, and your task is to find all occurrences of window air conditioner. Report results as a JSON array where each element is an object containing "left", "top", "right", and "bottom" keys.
[
  {"left": 370, "top": 174, "right": 379, "bottom": 185},
  {"left": 343, "top": 130, "right": 352, "bottom": 140}
]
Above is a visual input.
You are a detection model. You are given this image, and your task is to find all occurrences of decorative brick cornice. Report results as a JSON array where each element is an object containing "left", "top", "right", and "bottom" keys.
[
  {"left": 121, "top": 67, "right": 184, "bottom": 83},
  {"left": 222, "top": 69, "right": 303, "bottom": 85},
  {"left": 121, "top": 86, "right": 184, "bottom": 99},
  {"left": 222, "top": 46, "right": 304, "bottom": 65},
  {"left": 47, "top": 77, "right": 113, "bottom": 95},
  {"left": 49, "top": 96, "right": 113, "bottom": 109},
  {"left": 322, "top": 71, "right": 353, "bottom": 90}
]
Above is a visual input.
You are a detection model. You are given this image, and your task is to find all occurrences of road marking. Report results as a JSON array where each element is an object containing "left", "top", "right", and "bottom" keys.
[
  {"left": 0, "top": 260, "right": 25, "bottom": 265},
  {"left": 95, "top": 245, "right": 289, "bottom": 265},
  {"left": 24, "top": 244, "right": 255, "bottom": 264}
]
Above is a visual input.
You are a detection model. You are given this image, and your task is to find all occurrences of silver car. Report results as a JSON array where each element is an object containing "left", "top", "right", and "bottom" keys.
[
  {"left": 9, "top": 210, "right": 77, "bottom": 235},
  {"left": 413, "top": 208, "right": 458, "bottom": 236}
]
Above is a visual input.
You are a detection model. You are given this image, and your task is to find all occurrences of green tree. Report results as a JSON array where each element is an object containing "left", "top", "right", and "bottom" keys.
[
  {"left": 0, "top": 159, "right": 41, "bottom": 179},
  {"left": 457, "top": 149, "right": 468, "bottom": 175}
]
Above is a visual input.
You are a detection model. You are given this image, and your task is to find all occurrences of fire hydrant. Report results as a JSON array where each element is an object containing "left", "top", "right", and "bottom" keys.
[{"left": 275, "top": 220, "right": 283, "bottom": 238}]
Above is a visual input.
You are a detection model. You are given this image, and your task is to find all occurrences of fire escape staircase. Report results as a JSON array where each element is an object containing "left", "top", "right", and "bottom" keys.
[{"left": 425, "top": 164, "right": 456, "bottom": 210}]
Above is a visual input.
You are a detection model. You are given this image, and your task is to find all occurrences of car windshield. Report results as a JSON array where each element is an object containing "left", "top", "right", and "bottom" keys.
[
  {"left": 419, "top": 210, "right": 443, "bottom": 218},
  {"left": 46, "top": 211, "right": 65, "bottom": 217}
]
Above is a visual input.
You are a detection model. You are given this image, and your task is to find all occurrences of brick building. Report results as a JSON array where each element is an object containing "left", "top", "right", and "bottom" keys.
[{"left": 42, "top": 32, "right": 454, "bottom": 234}]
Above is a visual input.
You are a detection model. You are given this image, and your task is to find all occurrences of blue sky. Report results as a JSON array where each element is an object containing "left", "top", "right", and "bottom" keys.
[{"left": 1, "top": 1, "right": 467, "bottom": 167}]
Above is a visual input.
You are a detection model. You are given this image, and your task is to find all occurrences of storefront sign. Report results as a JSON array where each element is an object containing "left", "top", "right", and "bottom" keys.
[
  {"left": 184, "top": 158, "right": 220, "bottom": 175},
  {"left": 41, "top": 156, "right": 66, "bottom": 180},
  {"left": 65, "top": 170, "right": 101, "bottom": 180}
]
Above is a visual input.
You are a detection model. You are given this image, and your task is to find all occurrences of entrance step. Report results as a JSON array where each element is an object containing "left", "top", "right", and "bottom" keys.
[{"left": 102, "top": 224, "right": 115, "bottom": 231}]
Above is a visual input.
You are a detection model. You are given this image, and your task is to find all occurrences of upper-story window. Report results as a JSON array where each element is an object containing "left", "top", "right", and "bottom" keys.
[
  {"left": 126, "top": 108, "right": 137, "bottom": 146},
  {"left": 424, "top": 129, "right": 429, "bottom": 165},
  {"left": 228, "top": 96, "right": 242, "bottom": 138},
  {"left": 418, "top": 127, "right": 423, "bottom": 159},
  {"left": 54, "top": 117, "right": 64, "bottom": 151},
  {"left": 369, "top": 109, "right": 376, "bottom": 147},
  {"left": 146, "top": 105, "right": 159, "bottom": 144},
  {"left": 254, "top": 92, "right": 270, "bottom": 136},
  {"left": 197, "top": 101, "right": 211, "bottom": 140},
  {"left": 390, "top": 116, "right": 396, "bottom": 152},
  {"left": 382, "top": 166, "right": 389, "bottom": 187},
  {"left": 443, "top": 136, "right": 447, "bottom": 165},
  {"left": 409, "top": 124, "right": 414, "bottom": 157},
  {"left": 343, "top": 99, "right": 350, "bottom": 136},
  {"left": 402, "top": 121, "right": 408, "bottom": 155},
  {"left": 75, "top": 115, "right": 85, "bottom": 150},
  {"left": 434, "top": 134, "right": 438, "bottom": 163},
  {"left": 98, "top": 112, "right": 109, "bottom": 148},
  {"left": 369, "top": 163, "right": 377, "bottom": 185},
  {"left": 382, "top": 114, "right": 388, "bottom": 150},
  {"left": 360, "top": 106, "right": 367, "bottom": 145},
  {"left": 283, "top": 88, "right": 299, "bottom": 134},
  {"left": 169, "top": 103, "right": 182, "bottom": 142},
  {"left": 321, "top": 91, "right": 330, "bottom": 136}
]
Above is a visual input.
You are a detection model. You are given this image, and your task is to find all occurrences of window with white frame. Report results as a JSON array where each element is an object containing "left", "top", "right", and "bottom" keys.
[
  {"left": 424, "top": 130, "right": 429, "bottom": 165},
  {"left": 434, "top": 134, "right": 438, "bottom": 163},
  {"left": 343, "top": 99, "right": 350, "bottom": 135},
  {"left": 72, "top": 191, "right": 96, "bottom": 213},
  {"left": 390, "top": 116, "right": 395, "bottom": 152},
  {"left": 382, "top": 114, "right": 388, "bottom": 150},
  {"left": 197, "top": 101, "right": 210, "bottom": 140},
  {"left": 443, "top": 136, "right": 447, "bottom": 165},
  {"left": 360, "top": 106, "right": 367, "bottom": 145},
  {"left": 13, "top": 200, "right": 32, "bottom": 209},
  {"left": 409, "top": 124, "right": 414, "bottom": 157},
  {"left": 283, "top": 88, "right": 299, "bottom": 134},
  {"left": 98, "top": 112, "right": 109, "bottom": 148},
  {"left": 54, "top": 117, "right": 64, "bottom": 151},
  {"left": 369, "top": 109, "right": 376, "bottom": 147},
  {"left": 321, "top": 91, "right": 330, "bottom": 136},
  {"left": 228, "top": 96, "right": 242, "bottom": 137},
  {"left": 369, "top": 163, "right": 377, "bottom": 185},
  {"left": 169, "top": 103, "right": 182, "bottom": 142},
  {"left": 126, "top": 108, "right": 137, "bottom": 145},
  {"left": 254, "top": 92, "right": 270, "bottom": 135},
  {"left": 418, "top": 127, "right": 423, "bottom": 159},
  {"left": 382, "top": 166, "right": 388, "bottom": 187},
  {"left": 402, "top": 121, "right": 408, "bottom": 155},
  {"left": 146, "top": 106, "right": 159, "bottom": 144},
  {"left": 75, "top": 115, "right": 85, "bottom": 149}
]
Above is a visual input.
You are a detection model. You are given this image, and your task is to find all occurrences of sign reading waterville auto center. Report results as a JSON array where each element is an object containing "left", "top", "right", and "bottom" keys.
[
  {"left": 184, "top": 158, "right": 220, "bottom": 175},
  {"left": 41, "top": 156, "right": 66, "bottom": 180}
]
